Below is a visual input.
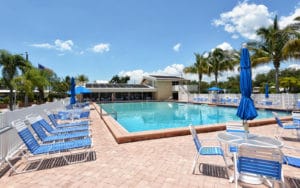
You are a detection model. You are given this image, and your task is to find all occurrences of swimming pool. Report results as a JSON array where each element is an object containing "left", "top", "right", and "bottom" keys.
[{"left": 100, "top": 102, "right": 289, "bottom": 133}]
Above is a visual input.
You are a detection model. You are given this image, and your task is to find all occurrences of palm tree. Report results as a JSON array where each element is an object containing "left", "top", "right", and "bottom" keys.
[
  {"left": 248, "top": 15, "right": 300, "bottom": 93},
  {"left": 279, "top": 76, "right": 300, "bottom": 93},
  {"left": 76, "top": 74, "right": 89, "bottom": 86},
  {"left": 13, "top": 62, "right": 35, "bottom": 106},
  {"left": 183, "top": 53, "right": 208, "bottom": 93},
  {"left": 0, "top": 50, "right": 29, "bottom": 110},
  {"left": 207, "top": 48, "right": 238, "bottom": 86}
]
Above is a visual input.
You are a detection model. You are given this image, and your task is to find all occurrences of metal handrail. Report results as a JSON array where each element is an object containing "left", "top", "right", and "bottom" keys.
[{"left": 99, "top": 104, "right": 117, "bottom": 120}]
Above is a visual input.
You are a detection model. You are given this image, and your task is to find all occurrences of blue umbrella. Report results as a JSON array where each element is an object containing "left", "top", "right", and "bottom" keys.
[
  {"left": 265, "top": 83, "right": 269, "bottom": 98},
  {"left": 70, "top": 77, "right": 76, "bottom": 105},
  {"left": 75, "top": 86, "right": 91, "bottom": 94},
  {"left": 208, "top": 87, "right": 223, "bottom": 91},
  {"left": 236, "top": 46, "right": 257, "bottom": 124}
]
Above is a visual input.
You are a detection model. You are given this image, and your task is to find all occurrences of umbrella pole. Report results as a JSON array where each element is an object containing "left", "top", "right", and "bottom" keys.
[{"left": 243, "top": 120, "right": 249, "bottom": 139}]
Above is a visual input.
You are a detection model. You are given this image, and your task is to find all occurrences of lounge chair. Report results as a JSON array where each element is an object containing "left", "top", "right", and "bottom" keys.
[
  {"left": 189, "top": 125, "right": 229, "bottom": 177},
  {"left": 282, "top": 145, "right": 300, "bottom": 168},
  {"left": 56, "top": 108, "right": 90, "bottom": 120},
  {"left": 26, "top": 117, "right": 90, "bottom": 143},
  {"left": 6, "top": 119, "right": 93, "bottom": 174},
  {"left": 273, "top": 112, "right": 299, "bottom": 138},
  {"left": 33, "top": 115, "right": 89, "bottom": 134},
  {"left": 236, "top": 144, "right": 284, "bottom": 187},
  {"left": 47, "top": 113, "right": 89, "bottom": 128},
  {"left": 292, "top": 111, "right": 300, "bottom": 125}
]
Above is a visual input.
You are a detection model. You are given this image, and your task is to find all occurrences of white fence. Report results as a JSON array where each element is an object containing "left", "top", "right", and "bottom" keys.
[
  {"left": 0, "top": 99, "right": 69, "bottom": 167},
  {"left": 181, "top": 93, "right": 300, "bottom": 110}
]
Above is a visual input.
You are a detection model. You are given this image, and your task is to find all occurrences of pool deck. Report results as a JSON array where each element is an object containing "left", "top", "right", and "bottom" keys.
[{"left": 0, "top": 102, "right": 300, "bottom": 188}]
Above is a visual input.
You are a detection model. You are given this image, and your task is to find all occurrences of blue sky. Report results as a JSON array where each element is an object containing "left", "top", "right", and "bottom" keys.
[{"left": 1, "top": 0, "right": 300, "bottom": 83}]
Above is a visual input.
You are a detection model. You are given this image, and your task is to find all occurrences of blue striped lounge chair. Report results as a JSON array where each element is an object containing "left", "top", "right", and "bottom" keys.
[
  {"left": 27, "top": 118, "right": 90, "bottom": 143},
  {"left": 273, "top": 112, "right": 300, "bottom": 138},
  {"left": 281, "top": 145, "right": 300, "bottom": 169},
  {"left": 6, "top": 119, "right": 93, "bottom": 174},
  {"left": 47, "top": 113, "right": 89, "bottom": 128},
  {"left": 33, "top": 115, "right": 89, "bottom": 134},
  {"left": 56, "top": 109, "right": 90, "bottom": 120}
]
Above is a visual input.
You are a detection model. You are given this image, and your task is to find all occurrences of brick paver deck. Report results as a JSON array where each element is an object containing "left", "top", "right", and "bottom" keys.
[{"left": 0, "top": 103, "right": 299, "bottom": 188}]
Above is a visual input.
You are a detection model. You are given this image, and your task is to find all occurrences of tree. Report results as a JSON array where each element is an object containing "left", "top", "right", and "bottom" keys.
[
  {"left": 76, "top": 74, "right": 89, "bottom": 86},
  {"left": 30, "top": 68, "right": 50, "bottom": 103},
  {"left": 183, "top": 53, "right": 208, "bottom": 93},
  {"left": 120, "top": 75, "right": 130, "bottom": 83},
  {"left": 279, "top": 76, "right": 300, "bottom": 93},
  {"left": 49, "top": 76, "right": 69, "bottom": 100},
  {"left": 109, "top": 75, "right": 130, "bottom": 83},
  {"left": 248, "top": 15, "right": 300, "bottom": 93},
  {"left": 13, "top": 62, "right": 35, "bottom": 106},
  {"left": 0, "top": 50, "right": 29, "bottom": 110},
  {"left": 207, "top": 48, "right": 238, "bottom": 86}
]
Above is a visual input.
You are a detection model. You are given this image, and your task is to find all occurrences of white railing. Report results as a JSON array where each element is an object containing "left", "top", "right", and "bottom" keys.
[
  {"left": 182, "top": 92, "right": 300, "bottom": 110},
  {"left": 178, "top": 85, "right": 190, "bottom": 102},
  {"left": 0, "top": 99, "right": 68, "bottom": 167}
]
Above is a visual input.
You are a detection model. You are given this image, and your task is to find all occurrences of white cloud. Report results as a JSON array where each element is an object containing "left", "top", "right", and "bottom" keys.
[
  {"left": 287, "top": 63, "right": 300, "bottom": 70},
  {"left": 92, "top": 43, "right": 110, "bottom": 53},
  {"left": 231, "top": 34, "right": 239, "bottom": 39},
  {"left": 216, "top": 42, "right": 233, "bottom": 51},
  {"left": 215, "top": 64, "right": 273, "bottom": 82},
  {"left": 252, "top": 65, "right": 272, "bottom": 79},
  {"left": 95, "top": 80, "right": 109, "bottom": 83},
  {"left": 173, "top": 43, "right": 181, "bottom": 52},
  {"left": 118, "top": 62, "right": 277, "bottom": 84},
  {"left": 217, "top": 66, "right": 240, "bottom": 82},
  {"left": 31, "top": 43, "right": 53, "bottom": 49},
  {"left": 54, "top": 39, "right": 73, "bottom": 51},
  {"left": 210, "top": 42, "right": 233, "bottom": 52},
  {"left": 119, "top": 70, "right": 147, "bottom": 84},
  {"left": 279, "top": 7, "right": 300, "bottom": 28},
  {"left": 119, "top": 64, "right": 185, "bottom": 84},
  {"left": 156, "top": 64, "right": 185, "bottom": 75},
  {"left": 31, "top": 39, "right": 74, "bottom": 51},
  {"left": 213, "top": 2, "right": 273, "bottom": 40}
]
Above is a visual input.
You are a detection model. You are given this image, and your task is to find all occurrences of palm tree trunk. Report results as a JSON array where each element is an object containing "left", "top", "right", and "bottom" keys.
[
  {"left": 9, "top": 88, "right": 14, "bottom": 111},
  {"left": 274, "top": 63, "right": 280, "bottom": 93},
  {"left": 24, "top": 94, "right": 28, "bottom": 107},
  {"left": 215, "top": 72, "right": 218, "bottom": 86},
  {"left": 38, "top": 89, "right": 44, "bottom": 103},
  {"left": 198, "top": 74, "right": 202, "bottom": 93}
]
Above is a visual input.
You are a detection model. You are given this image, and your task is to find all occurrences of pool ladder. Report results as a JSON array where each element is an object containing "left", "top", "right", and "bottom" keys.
[
  {"left": 99, "top": 105, "right": 117, "bottom": 120},
  {"left": 110, "top": 110, "right": 117, "bottom": 120}
]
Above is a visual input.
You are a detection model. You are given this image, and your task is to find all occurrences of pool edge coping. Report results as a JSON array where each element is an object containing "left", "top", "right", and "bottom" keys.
[{"left": 92, "top": 102, "right": 292, "bottom": 144}]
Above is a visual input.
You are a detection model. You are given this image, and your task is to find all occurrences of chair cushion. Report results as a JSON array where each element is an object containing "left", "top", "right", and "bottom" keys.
[
  {"left": 284, "top": 155, "right": 300, "bottom": 168},
  {"left": 33, "top": 138, "right": 91, "bottom": 154},
  {"left": 200, "top": 146, "right": 224, "bottom": 156},
  {"left": 283, "top": 125, "right": 300, "bottom": 129},
  {"left": 43, "top": 131, "right": 89, "bottom": 142}
]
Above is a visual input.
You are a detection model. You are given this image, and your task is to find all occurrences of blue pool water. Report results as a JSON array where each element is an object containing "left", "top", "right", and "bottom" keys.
[{"left": 100, "top": 102, "right": 289, "bottom": 133}]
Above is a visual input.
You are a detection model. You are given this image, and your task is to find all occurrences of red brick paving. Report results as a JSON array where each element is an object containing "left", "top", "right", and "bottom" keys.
[{"left": 0, "top": 103, "right": 299, "bottom": 188}]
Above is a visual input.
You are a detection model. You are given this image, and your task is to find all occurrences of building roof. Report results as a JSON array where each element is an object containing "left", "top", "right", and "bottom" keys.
[
  {"left": 85, "top": 83, "right": 156, "bottom": 93},
  {"left": 143, "top": 75, "right": 187, "bottom": 82},
  {"left": 86, "top": 83, "right": 149, "bottom": 88}
]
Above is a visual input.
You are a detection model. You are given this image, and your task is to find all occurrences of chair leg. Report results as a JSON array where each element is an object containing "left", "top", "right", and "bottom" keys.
[
  {"left": 221, "top": 154, "right": 230, "bottom": 179},
  {"left": 233, "top": 152, "right": 238, "bottom": 187},
  {"left": 192, "top": 153, "right": 199, "bottom": 174},
  {"left": 281, "top": 170, "right": 285, "bottom": 188}
]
